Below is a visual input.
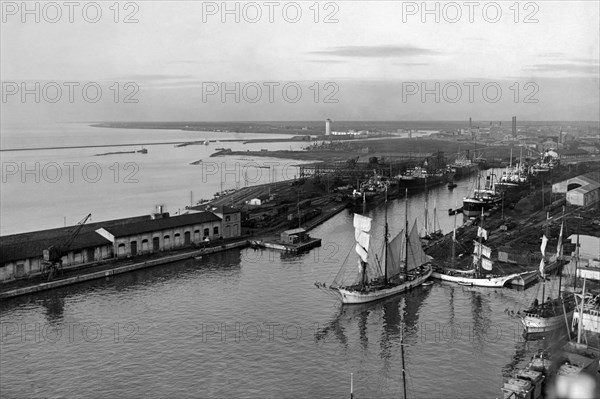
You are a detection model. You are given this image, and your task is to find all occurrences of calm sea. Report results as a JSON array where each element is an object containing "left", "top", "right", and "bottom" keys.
[{"left": 1, "top": 123, "right": 311, "bottom": 235}]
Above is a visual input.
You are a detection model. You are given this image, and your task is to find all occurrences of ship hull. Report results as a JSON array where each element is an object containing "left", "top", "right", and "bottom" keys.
[
  {"left": 521, "top": 311, "right": 574, "bottom": 334},
  {"left": 395, "top": 175, "right": 447, "bottom": 189},
  {"left": 573, "top": 309, "right": 600, "bottom": 335},
  {"left": 431, "top": 271, "right": 520, "bottom": 287},
  {"left": 334, "top": 266, "right": 432, "bottom": 304},
  {"left": 462, "top": 197, "right": 501, "bottom": 217},
  {"left": 450, "top": 164, "right": 479, "bottom": 178}
]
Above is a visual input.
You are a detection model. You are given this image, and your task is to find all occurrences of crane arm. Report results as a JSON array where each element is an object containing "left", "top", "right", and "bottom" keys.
[{"left": 60, "top": 213, "right": 92, "bottom": 253}]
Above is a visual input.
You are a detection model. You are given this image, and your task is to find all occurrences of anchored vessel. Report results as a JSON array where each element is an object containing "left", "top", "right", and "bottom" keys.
[
  {"left": 316, "top": 191, "right": 432, "bottom": 304},
  {"left": 431, "top": 210, "right": 520, "bottom": 287},
  {"left": 462, "top": 173, "right": 502, "bottom": 218},
  {"left": 520, "top": 219, "right": 575, "bottom": 334}
]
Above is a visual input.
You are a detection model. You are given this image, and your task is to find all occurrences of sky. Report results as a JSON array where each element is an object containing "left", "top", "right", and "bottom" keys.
[{"left": 1, "top": 0, "right": 599, "bottom": 122}]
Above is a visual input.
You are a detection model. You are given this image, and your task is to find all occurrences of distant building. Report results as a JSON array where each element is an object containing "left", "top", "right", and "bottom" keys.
[
  {"left": 0, "top": 210, "right": 240, "bottom": 281},
  {"left": 247, "top": 195, "right": 270, "bottom": 206},
  {"left": 212, "top": 206, "right": 241, "bottom": 239},
  {"left": 280, "top": 228, "right": 308, "bottom": 244},
  {"left": 95, "top": 212, "right": 222, "bottom": 258},
  {"left": 552, "top": 174, "right": 600, "bottom": 207}
]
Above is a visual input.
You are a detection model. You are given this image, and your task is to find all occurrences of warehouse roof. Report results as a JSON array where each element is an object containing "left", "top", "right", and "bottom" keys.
[
  {"left": 104, "top": 212, "right": 222, "bottom": 237},
  {"left": 0, "top": 212, "right": 221, "bottom": 264}
]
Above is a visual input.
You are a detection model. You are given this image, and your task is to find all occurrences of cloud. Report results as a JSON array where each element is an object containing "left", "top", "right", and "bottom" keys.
[
  {"left": 309, "top": 45, "right": 439, "bottom": 58},
  {"left": 307, "top": 60, "right": 347, "bottom": 64},
  {"left": 169, "top": 60, "right": 202, "bottom": 65},
  {"left": 523, "top": 63, "right": 600, "bottom": 74},
  {"left": 112, "top": 74, "right": 195, "bottom": 82},
  {"left": 538, "top": 52, "right": 565, "bottom": 58},
  {"left": 570, "top": 58, "right": 600, "bottom": 65},
  {"left": 394, "top": 62, "right": 429, "bottom": 66}
]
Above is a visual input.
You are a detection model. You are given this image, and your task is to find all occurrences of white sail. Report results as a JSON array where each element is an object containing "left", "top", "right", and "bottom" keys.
[
  {"left": 355, "top": 230, "right": 370, "bottom": 250},
  {"left": 539, "top": 258, "right": 545, "bottom": 277},
  {"left": 353, "top": 214, "right": 372, "bottom": 264},
  {"left": 353, "top": 214, "right": 371, "bottom": 233},
  {"left": 477, "top": 226, "right": 488, "bottom": 240},
  {"left": 556, "top": 222, "right": 563, "bottom": 257},
  {"left": 540, "top": 235, "right": 548, "bottom": 257},
  {"left": 355, "top": 243, "right": 368, "bottom": 263},
  {"left": 473, "top": 241, "right": 492, "bottom": 259},
  {"left": 481, "top": 258, "right": 493, "bottom": 271}
]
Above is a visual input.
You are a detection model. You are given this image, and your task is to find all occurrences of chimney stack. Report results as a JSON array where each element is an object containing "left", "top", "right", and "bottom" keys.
[{"left": 512, "top": 116, "right": 517, "bottom": 137}]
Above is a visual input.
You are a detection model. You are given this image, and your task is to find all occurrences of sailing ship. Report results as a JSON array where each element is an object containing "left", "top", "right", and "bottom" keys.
[
  {"left": 431, "top": 210, "right": 521, "bottom": 287},
  {"left": 520, "top": 219, "right": 576, "bottom": 334},
  {"left": 462, "top": 173, "right": 502, "bottom": 217},
  {"left": 316, "top": 191, "right": 432, "bottom": 304},
  {"left": 420, "top": 195, "right": 442, "bottom": 241}
]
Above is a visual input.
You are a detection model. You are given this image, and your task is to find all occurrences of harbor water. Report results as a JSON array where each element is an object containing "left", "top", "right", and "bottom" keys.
[{"left": 1, "top": 123, "right": 557, "bottom": 398}]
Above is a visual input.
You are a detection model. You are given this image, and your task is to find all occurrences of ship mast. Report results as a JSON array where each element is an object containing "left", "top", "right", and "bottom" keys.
[
  {"left": 384, "top": 187, "right": 389, "bottom": 284},
  {"left": 400, "top": 297, "right": 407, "bottom": 399},
  {"left": 476, "top": 209, "right": 484, "bottom": 278},
  {"left": 557, "top": 207, "right": 565, "bottom": 295},
  {"left": 424, "top": 189, "right": 429, "bottom": 237},
  {"left": 573, "top": 214, "right": 582, "bottom": 292},
  {"left": 404, "top": 188, "right": 409, "bottom": 280},
  {"left": 452, "top": 201, "right": 457, "bottom": 268},
  {"left": 541, "top": 223, "right": 549, "bottom": 306}
]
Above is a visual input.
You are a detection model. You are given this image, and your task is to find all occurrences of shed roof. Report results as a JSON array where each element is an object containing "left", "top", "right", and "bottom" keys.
[
  {"left": 105, "top": 212, "right": 221, "bottom": 237},
  {"left": 0, "top": 232, "right": 112, "bottom": 264},
  {"left": 571, "top": 182, "right": 600, "bottom": 194},
  {"left": 213, "top": 205, "right": 239, "bottom": 215}
]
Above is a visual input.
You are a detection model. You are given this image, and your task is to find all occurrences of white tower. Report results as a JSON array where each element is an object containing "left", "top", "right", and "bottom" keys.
[{"left": 325, "top": 119, "right": 332, "bottom": 136}]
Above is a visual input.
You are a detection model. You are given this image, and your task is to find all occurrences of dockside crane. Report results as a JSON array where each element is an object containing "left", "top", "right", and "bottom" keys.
[{"left": 42, "top": 213, "right": 92, "bottom": 281}]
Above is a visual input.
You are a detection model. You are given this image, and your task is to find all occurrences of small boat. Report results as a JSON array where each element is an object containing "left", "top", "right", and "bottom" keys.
[
  {"left": 422, "top": 280, "right": 434, "bottom": 286},
  {"left": 447, "top": 181, "right": 457, "bottom": 189},
  {"left": 315, "top": 189, "right": 432, "bottom": 304},
  {"left": 500, "top": 351, "right": 547, "bottom": 399},
  {"left": 448, "top": 207, "right": 463, "bottom": 215},
  {"left": 194, "top": 255, "right": 203, "bottom": 260}
]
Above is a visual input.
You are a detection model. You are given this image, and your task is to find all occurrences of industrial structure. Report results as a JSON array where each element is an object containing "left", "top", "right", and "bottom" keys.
[
  {"left": 552, "top": 173, "right": 600, "bottom": 207},
  {"left": 0, "top": 207, "right": 241, "bottom": 282}
]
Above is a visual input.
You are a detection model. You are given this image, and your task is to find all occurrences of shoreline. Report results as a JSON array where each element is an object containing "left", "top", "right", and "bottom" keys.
[
  {"left": 0, "top": 240, "right": 249, "bottom": 300},
  {"left": 0, "top": 200, "right": 350, "bottom": 299}
]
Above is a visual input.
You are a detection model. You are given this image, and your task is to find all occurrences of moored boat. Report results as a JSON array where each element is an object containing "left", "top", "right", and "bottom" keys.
[
  {"left": 462, "top": 173, "right": 502, "bottom": 217},
  {"left": 431, "top": 210, "right": 520, "bottom": 287},
  {"left": 520, "top": 219, "right": 575, "bottom": 334},
  {"left": 500, "top": 351, "right": 548, "bottom": 399}
]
